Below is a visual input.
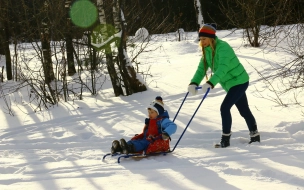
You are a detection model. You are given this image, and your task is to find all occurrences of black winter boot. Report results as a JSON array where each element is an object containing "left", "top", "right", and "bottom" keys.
[
  {"left": 215, "top": 133, "right": 231, "bottom": 148},
  {"left": 249, "top": 130, "right": 260, "bottom": 144},
  {"left": 111, "top": 140, "right": 122, "bottom": 154},
  {"left": 120, "top": 138, "right": 135, "bottom": 155}
]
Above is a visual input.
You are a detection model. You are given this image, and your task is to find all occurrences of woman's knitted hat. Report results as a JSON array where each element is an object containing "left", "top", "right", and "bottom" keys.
[
  {"left": 148, "top": 96, "right": 164, "bottom": 115},
  {"left": 199, "top": 23, "right": 217, "bottom": 39}
]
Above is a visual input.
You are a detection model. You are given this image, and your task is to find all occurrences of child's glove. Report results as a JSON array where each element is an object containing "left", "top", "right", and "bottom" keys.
[
  {"left": 131, "top": 133, "right": 143, "bottom": 140},
  {"left": 146, "top": 135, "right": 156, "bottom": 142},
  {"left": 145, "top": 118, "right": 149, "bottom": 125},
  {"left": 187, "top": 84, "right": 198, "bottom": 95},
  {"left": 162, "top": 132, "right": 170, "bottom": 141}
]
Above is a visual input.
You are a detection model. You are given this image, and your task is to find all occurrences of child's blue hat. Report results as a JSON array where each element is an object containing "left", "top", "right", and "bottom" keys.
[{"left": 148, "top": 96, "right": 164, "bottom": 115}]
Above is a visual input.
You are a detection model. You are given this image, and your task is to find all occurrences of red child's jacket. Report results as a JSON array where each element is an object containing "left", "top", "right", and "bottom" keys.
[{"left": 131, "top": 117, "right": 170, "bottom": 154}]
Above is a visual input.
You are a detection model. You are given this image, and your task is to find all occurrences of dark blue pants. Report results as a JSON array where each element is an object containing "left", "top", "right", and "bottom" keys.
[
  {"left": 127, "top": 139, "right": 150, "bottom": 152},
  {"left": 220, "top": 82, "right": 256, "bottom": 134}
]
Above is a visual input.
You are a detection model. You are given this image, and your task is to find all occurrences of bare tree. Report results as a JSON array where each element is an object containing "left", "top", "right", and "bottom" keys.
[
  {"left": 97, "top": 0, "right": 124, "bottom": 96},
  {"left": 94, "top": 0, "right": 147, "bottom": 96},
  {"left": 219, "top": 0, "right": 294, "bottom": 47},
  {"left": 65, "top": 0, "right": 77, "bottom": 76},
  {"left": 236, "top": 1, "right": 304, "bottom": 106},
  {"left": 117, "top": 0, "right": 147, "bottom": 94},
  {"left": 194, "top": 0, "right": 204, "bottom": 30},
  {"left": 0, "top": 0, "right": 201, "bottom": 114},
  {"left": 40, "top": 1, "right": 56, "bottom": 84},
  {"left": 0, "top": 1, "right": 13, "bottom": 80},
  {"left": 274, "top": 24, "right": 304, "bottom": 93}
]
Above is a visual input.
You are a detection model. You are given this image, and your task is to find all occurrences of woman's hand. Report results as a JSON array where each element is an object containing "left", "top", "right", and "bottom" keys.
[
  {"left": 201, "top": 83, "right": 212, "bottom": 94},
  {"left": 188, "top": 84, "right": 198, "bottom": 95}
]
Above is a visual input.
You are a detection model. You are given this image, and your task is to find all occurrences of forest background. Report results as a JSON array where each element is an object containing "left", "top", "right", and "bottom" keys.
[{"left": 0, "top": 0, "right": 304, "bottom": 113}]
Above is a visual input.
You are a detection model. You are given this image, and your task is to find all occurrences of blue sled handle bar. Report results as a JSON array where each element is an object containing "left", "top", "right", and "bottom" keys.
[{"left": 171, "top": 87, "right": 210, "bottom": 152}]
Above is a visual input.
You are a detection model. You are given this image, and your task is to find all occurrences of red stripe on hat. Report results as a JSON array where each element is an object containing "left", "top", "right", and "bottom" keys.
[{"left": 199, "top": 29, "right": 215, "bottom": 35}]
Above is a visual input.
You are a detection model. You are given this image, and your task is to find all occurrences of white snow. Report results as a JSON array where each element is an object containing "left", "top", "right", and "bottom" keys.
[{"left": 0, "top": 27, "right": 304, "bottom": 190}]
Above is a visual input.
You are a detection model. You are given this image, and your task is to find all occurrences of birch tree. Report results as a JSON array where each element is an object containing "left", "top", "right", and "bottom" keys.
[{"left": 94, "top": 0, "right": 146, "bottom": 96}]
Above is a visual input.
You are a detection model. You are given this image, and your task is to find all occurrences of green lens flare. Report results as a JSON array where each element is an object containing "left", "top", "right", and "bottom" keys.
[{"left": 70, "top": 0, "right": 98, "bottom": 28}]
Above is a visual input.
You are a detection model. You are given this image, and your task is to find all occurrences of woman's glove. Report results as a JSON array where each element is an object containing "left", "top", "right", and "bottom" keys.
[
  {"left": 201, "top": 83, "right": 212, "bottom": 94},
  {"left": 187, "top": 84, "right": 198, "bottom": 95}
]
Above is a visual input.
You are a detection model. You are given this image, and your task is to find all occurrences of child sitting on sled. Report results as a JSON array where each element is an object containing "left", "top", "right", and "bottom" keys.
[{"left": 111, "top": 96, "right": 177, "bottom": 155}]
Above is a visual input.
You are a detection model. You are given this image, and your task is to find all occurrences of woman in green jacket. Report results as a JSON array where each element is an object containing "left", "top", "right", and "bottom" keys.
[{"left": 187, "top": 23, "right": 260, "bottom": 148}]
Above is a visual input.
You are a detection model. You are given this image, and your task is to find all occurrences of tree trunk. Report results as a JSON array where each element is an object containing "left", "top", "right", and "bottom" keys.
[
  {"left": 40, "top": 24, "right": 55, "bottom": 84},
  {"left": 102, "top": 0, "right": 124, "bottom": 96},
  {"left": 97, "top": 0, "right": 147, "bottom": 96},
  {"left": 0, "top": 21, "right": 12, "bottom": 80},
  {"left": 65, "top": 0, "right": 76, "bottom": 76},
  {"left": 106, "top": 54, "right": 124, "bottom": 96},
  {"left": 194, "top": 0, "right": 204, "bottom": 29},
  {"left": 87, "top": 32, "right": 97, "bottom": 94},
  {"left": 117, "top": 0, "right": 147, "bottom": 95}
]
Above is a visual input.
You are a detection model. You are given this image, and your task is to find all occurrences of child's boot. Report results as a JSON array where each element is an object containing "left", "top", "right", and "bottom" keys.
[
  {"left": 111, "top": 140, "right": 122, "bottom": 154},
  {"left": 120, "top": 138, "right": 135, "bottom": 155},
  {"left": 120, "top": 138, "right": 129, "bottom": 154}
]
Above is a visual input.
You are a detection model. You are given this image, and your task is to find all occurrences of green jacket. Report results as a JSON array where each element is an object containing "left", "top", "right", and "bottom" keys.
[{"left": 190, "top": 37, "right": 249, "bottom": 92}]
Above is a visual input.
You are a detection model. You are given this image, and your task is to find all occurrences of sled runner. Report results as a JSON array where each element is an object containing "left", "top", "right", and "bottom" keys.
[
  {"left": 103, "top": 87, "right": 210, "bottom": 163},
  {"left": 103, "top": 150, "right": 171, "bottom": 163}
]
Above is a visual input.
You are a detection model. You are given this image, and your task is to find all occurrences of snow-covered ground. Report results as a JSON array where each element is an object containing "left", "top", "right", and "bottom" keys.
[{"left": 0, "top": 28, "right": 304, "bottom": 190}]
